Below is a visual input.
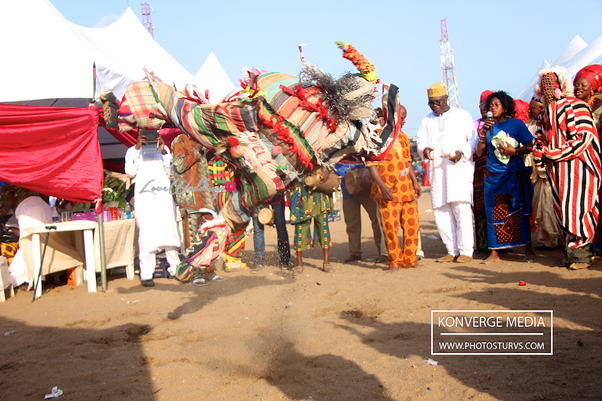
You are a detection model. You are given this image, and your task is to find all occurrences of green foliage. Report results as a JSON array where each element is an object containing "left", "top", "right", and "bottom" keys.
[{"left": 102, "top": 170, "right": 128, "bottom": 204}]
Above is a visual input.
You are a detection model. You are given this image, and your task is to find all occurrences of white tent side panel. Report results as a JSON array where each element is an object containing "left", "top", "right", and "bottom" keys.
[
  {"left": 0, "top": 0, "right": 103, "bottom": 102},
  {"left": 194, "top": 52, "right": 237, "bottom": 103}
]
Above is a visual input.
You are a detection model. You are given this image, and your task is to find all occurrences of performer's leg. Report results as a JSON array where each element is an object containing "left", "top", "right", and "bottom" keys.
[
  {"left": 252, "top": 214, "right": 265, "bottom": 267},
  {"left": 360, "top": 194, "right": 383, "bottom": 255},
  {"left": 343, "top": 196, "right": 362, "bottom": 258},
  {"left": 400, "top": 201, "right": 419, "bottom": 267},
  {"left": 415, "top": 200, "right": 424, "bottom": 258},
  {"left": 451, "top": 201, "right": 474, "bottom": 257},
  {"left": 379, "top": 201, "right": 402, "bottom": 267},
  {"left": 272, "top": 197, "right": 291, "bottom": 265},
  {"left": 376, "top": 204, "right": 388, "bottom": 258},
  {"left": 433, "top": 204, "right": 458, "bottom": 256},
  {"left": 138, "top": 240, "right": 157, "bottom": 281},
  {"left": 164, "top": 246, "right": 180, "bottom": 275}
]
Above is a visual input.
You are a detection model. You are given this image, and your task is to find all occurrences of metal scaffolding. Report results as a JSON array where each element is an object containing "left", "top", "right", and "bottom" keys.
[{"left": 440, "top": 19, "right": 459, "bottom": 107}]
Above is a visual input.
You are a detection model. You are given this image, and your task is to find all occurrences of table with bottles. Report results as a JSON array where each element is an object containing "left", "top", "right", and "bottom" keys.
[{"left": 29, "top": 214, "right": 137, "bottom": 296}]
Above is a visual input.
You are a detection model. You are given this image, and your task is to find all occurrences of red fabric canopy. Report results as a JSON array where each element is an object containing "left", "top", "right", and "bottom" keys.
[{"left": 0, "top": 104, "right": 103, "bottom": 202}]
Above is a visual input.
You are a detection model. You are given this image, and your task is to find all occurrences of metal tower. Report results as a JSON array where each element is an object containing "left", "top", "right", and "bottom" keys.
[
  {"left": 440, "top": 19, "right": 459, "bottom": 107},
  {"left": 141, "top": 3, "right": 154, "bottom": 38}
]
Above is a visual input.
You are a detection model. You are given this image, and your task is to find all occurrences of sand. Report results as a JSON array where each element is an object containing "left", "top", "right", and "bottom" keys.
[{"left": 1, "top": 189, "right": 601, "bottom": 401}]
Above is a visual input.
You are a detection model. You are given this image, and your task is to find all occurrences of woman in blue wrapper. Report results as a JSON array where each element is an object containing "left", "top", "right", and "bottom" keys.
[{"left": 475, "top": 91, "right": 536, "bottom": 264}]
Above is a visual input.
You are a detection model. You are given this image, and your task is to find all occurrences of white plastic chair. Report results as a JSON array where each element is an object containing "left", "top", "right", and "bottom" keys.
[{"left": 0, "top": 256, "right": 15, "bottom": 301}]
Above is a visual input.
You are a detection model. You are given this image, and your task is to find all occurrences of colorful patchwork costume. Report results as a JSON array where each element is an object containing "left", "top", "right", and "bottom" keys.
[
  {"left": 289, "top": 179, "right": 333, "bottom": 251},
  {"left": 366, "top": 132, "right": 419, "bottom": 268}
]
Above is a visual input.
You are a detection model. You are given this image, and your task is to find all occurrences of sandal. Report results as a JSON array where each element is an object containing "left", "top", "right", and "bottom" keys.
[
  {"left": 568, "top": 262, "right": 590, "bottom": 270},
  {"left": 292, "top": 265, "right": 304, "bottom": 275},
  {"left": 322, "top": 264, "right": 334, "bottom": 273},
  {"left": 375, "top": 255, "right": 388, "bottom": 264}
]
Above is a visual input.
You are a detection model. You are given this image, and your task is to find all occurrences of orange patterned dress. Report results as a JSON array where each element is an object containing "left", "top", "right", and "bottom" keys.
[{"left": 366, "top": 132, "right": 419, "bottom": 268}]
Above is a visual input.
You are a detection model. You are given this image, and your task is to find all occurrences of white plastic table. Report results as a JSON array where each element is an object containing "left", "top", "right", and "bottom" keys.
[{"left": 31, "top": 221, "right": 96, "bottom": 298}]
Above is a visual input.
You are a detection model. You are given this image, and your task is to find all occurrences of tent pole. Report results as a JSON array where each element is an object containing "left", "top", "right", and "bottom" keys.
[
  {"left": 97, "top": 211, "right": 108, "bottom": 291},
  {"left": 92, "top": 62, "right": 96, "bottom": 103}
]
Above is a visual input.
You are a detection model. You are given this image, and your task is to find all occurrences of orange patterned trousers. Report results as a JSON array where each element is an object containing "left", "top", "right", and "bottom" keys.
[{"left": 378, "top": 201, "right": 419, "bottom": 268}]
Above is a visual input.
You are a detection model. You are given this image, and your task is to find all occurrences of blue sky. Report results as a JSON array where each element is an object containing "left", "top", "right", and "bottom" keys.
[{"left": 51, "top": 0, "right": 602, "bottom": 138}]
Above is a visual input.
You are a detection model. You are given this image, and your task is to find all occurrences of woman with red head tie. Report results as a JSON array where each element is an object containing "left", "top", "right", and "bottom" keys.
[
  {"left": 573, "top": 64, "right": 602, "bottom": 132},
  {"left": 533, "top": 67, "right": 602, "bottom": 270}
]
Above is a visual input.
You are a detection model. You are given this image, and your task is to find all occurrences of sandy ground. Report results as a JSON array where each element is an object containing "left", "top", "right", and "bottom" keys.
[{"left": 2, "top": 188, "right": 602, "bottom": 401}]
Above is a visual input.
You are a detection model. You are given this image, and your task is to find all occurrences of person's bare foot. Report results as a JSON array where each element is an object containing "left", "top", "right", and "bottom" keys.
[{"left": 481, "top": 252, "right": 501, "bottom": 264}]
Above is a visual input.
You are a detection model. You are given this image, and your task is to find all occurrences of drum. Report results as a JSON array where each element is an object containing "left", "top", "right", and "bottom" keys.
[
  {"left": 305, "top": 169, "right": 341, "bottom": 194},
  {"left": 345, "top": 167, "right": 372, "bottom": 196},
  {"left": 258, "top": 208, "right": 275, "bottom": 225}
]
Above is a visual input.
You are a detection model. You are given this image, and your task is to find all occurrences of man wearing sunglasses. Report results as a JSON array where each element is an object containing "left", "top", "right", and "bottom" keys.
[{"left": 417, "top": 83, "right": 478, "bottom": 263}]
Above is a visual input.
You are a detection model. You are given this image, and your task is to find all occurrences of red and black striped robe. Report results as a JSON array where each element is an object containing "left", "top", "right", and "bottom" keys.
[{"left": 533, "top": 97, "right": 602, "bottom": 246}]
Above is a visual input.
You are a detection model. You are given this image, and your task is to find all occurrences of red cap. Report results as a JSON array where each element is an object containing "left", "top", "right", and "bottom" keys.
[{"left": 480, "top": 90, "right": 494, "bottom": 103}]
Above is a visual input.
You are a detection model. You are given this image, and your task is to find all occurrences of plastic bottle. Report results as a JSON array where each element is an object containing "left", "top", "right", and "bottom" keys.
[
  {"left": 52, "top": 207, "right": 60, "bottom": 223},
  {"left": 124, "top": 202, "right": 132, "bottom": 219}
]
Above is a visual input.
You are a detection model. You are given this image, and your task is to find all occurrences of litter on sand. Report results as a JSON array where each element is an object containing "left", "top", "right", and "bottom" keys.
[
  {"left": 424, "top": 358, "right": 438, "bottom": 365},
  {"left": 4, "top": 330, "right": 16, "bottom": 336},
  {"left": 44, "top": 386, "right": 63, "bottom": 399},
  {"left": 428, "top": 235, "right": 439, "bottom": 240}
]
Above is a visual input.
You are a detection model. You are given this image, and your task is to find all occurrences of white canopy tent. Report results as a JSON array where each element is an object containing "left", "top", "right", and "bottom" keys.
[
  {"left": 0, "top": 0, "right": 195, "bottom": 103},
  {"left": 517, "top": 34, "right": 602, "bottom": 101},
  {"left": 194, "top": 52, "right": 238, "bottom": 103}
]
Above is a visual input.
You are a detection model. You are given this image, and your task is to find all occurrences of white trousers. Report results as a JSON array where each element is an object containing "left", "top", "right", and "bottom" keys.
[
  {"left": 433, "top": 201, "right": 474, "bottom": 257},
  {"left": 139, "top": 243, "right": 180, "bottom": 280}
]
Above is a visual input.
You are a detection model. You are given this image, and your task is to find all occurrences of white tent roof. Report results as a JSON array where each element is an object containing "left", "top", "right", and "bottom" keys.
[
  {"left": 517, "top": 34, "right": 602, "bottom": 101},
  {"left": 194, "top": 52, "right": 237, "bottom": 103},
  {"left": 0, "top": 0, "right": 194, "bottom": 103},
  {"left": 70, "top": 7, "right": 195, "bottom": 101}
]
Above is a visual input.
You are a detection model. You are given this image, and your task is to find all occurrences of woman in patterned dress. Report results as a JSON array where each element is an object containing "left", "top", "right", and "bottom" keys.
[{"left": 476, "top": 91, "right": 536, "bottom": 264}]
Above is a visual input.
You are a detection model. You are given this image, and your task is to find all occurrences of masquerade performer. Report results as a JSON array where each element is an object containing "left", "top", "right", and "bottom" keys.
[
  {"left": 533, "top": 67, "right": 602, "bottom": 269},
  {"left": 417, "top": 83, "right": 478, "bottom": 263},
  {"left": 476, "top": 91, "right": 535, "bottom": 264},
  {"left": 367, "top": 104, "right": 421, "bottom": 270}
]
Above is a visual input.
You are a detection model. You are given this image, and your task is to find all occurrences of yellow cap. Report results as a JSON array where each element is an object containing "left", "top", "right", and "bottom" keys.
[{"left": 427, "top": 82, "right": 447, "bottom": 98}]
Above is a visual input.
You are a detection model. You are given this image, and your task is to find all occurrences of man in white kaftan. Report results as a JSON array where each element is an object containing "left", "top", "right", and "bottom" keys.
[
  {"left": 417, "top": 83, "right": 478, "bottom": 262},
  {"left": 125, "top": 133, "right": 181, "bottom": 287}
]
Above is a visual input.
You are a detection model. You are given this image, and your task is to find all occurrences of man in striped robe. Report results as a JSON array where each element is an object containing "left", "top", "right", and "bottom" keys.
[{"left": 533, "top": 69, "right": 602, "bottom": 269}]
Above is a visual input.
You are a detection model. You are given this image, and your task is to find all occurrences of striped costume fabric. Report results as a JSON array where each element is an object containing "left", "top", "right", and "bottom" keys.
[
  {"left": 117, "top": 81, "right": 166, "bottom": 132},
  {"left": 533, "top": 97, "right": 602, "bottom": 247},
  {"left": 259, "top": 74, "right": 402, "bottom": 168},
  {"left": 175, "top": 222, "right": 230, "bottom": 283},
  {"left": 118, "top": 71, "right": 405, "bottom": 228}
]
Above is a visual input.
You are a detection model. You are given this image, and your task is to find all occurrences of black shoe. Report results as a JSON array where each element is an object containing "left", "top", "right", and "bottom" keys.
[
  {"left": 141, "top": 279, "right": 155, "bottom": 287},
  {"left": 344, "top": 255, "right": 361, "bottom": 263},
  {"left": 251, "top": 265, "right": 265, "bottom": 274}
]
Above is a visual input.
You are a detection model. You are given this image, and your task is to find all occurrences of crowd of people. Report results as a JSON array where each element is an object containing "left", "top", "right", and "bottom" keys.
[{"left": 2, "top": 64, "right": 602, "bottom": 291}]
